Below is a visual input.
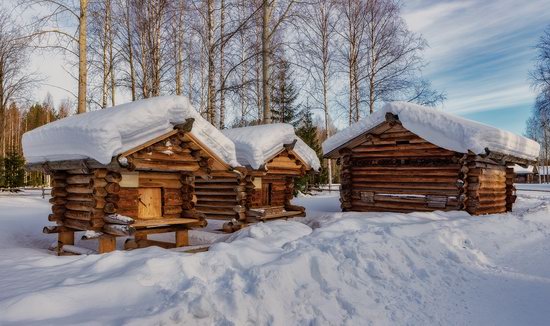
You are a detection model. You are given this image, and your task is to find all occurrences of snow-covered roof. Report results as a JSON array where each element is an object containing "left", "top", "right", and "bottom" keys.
[
  {"left": 22, "top": 96, "right": 240, "bottom": 167},
  {"left": 222, "top": 123, "right": 321, "bottom": 171},
  {"left": 323, "top": 102, "right": 540, "bottom": 162},
  {"left": 513, "top": 165, "right": 535, "bottom": 174}
]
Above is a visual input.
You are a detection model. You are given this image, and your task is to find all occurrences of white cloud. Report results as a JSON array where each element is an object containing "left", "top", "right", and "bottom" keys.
[{"left": 402, "top": 0, "right": 550, "bottom": 121}]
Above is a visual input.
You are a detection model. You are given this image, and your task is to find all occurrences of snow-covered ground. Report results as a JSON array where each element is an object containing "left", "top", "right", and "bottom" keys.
[{"left": 0, "top": 188, "right": 550, "bottom": 325}]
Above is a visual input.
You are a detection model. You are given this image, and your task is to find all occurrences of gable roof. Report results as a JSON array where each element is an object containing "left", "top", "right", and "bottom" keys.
[
  {"left": 222, "top": 123, "right": 321, "bottom": 171},
  {"left": 323, "top": 102, "right": 540, "bottom": 163},
  {"left": 22, "top": 96, "right": 240, "bottom": 167}
]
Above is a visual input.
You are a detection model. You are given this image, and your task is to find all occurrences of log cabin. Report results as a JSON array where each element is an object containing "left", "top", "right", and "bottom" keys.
[
  {"left": 195, "top": 124, "right": 321, "bottom": 231},
  {"left": 323, "top": 102, "right": 540, "bottom": 215},
  {"left": 513, "top": 165, "right": 536, "bottom": 184},
  {"left": 22, "top": 96, "right": 241, "bottom": 254}
]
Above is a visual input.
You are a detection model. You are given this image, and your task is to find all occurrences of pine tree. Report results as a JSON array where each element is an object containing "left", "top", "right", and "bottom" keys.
[
  {"left": 271, "top": 58, "right": 300, "bottom": 125},
  {"left": 0, "top": 148, "right": 25, "bottom": 191},
  {"left": 295, "top": 104, "right": 325, "bottom": 193}
]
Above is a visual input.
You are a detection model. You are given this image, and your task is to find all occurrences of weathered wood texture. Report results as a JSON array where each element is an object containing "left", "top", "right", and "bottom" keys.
[
  {"left": 337, "top": 122, "right": 515, "bottom": 215},
  {"left": 195, "top": 150, "right": 307, "bottom": 225},
  {"left": 39, "top": 128, "right": 231, "bottom": 254}
]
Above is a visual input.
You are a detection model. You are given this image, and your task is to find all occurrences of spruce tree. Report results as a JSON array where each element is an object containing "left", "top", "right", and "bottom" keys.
[
  {"left": 0, "top": 149, "right": 25, "bottom": 191},
  {"left": 271, "top": 58, "right": 300, "bottom": 125},
  {"left": 295, "top": 105, "right": 325, "bottom": 193}
]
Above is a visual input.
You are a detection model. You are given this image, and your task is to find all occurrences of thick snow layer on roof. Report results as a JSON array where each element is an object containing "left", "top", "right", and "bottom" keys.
[
  {"left": 323, "top": 102, "right": 540, "bottom": 161},
  {"left": 22, "top": 96, "right": 239, "bottom": 167},
  {"left": 222, "top": 123, "right": 321, "bottom": 171},
  {"left": 513, "top": 165, "right": 534, "bottom": 174}
]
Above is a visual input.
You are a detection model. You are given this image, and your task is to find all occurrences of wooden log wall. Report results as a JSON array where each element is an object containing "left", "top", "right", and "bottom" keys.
[
  {"left": 340, "top": 122, "right": 463, "bottom": 213},
  {"left": 265, "top": 152, "right": 305, "bottom": 176},
  {"left": 195, "top": 177, "right": 240, "bottom": 220},
  {"left": 249, "top": 175, "right": 287, "bottom": 208},
  {"left": 180, "top": 174, "right": 199, "bottom": 219},
  {"left": 112, "top": 172, "right": 199, "bottom": 220},
  {"left": 125, "top": 131, "right": 216, "bottom": 173},
  {"left": 48, "top": 169, "right": 122, "bottom": 231},
  {"left": 117, "top": 188, "right": 139, "bottom": 217},
  {"left": 465, "top": 164, "right": 508, "bottom": 215},
  {"left": 505, "top": 168, "right": 516, "bottom": 211},
  {"left": 337, "top": 121, "right": 518, "bottom": 215}
]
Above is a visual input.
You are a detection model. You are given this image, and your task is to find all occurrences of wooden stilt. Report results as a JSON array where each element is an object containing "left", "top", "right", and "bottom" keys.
[
  {"left": 57, "top": 231, "right": 75, "bottom": 256},
  {"left": 135, "top": 233, "right": 147, "bottom": 241},
  {"left": 98, "top": 236, "right": 116, "bottom": 253},
  {"left": 175, "top": 229, "right": 189, "bottom": 247},
  {"left": 58, "top": 231, "right": 75, "bottom": 246}
]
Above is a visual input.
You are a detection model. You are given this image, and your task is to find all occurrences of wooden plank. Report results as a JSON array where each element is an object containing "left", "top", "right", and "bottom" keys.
[
  {"left": 352, "top": 182, "right": 458, "bottom": 190},
  {"left": 139, "top": 178, "right": 182, "bottom": 188},
  {"left": 98, "top": 236, "right": 117, "bottom": 254},
  {"left": 132, "top": 159, "right": 200, "bottom": 172},
  {"left": 58, "top": 231, "right": 75, "bottom": 246},
  {"left": 351, "top": 175, "right": 458, "bottom": 183},
  {"left": 137, "top": 188, "right": 162, "bottom": 219},
  {"left": 132, "top": 218, "right": 200, "bottom": 228},
  {"left": 175, "top": 230, "right": 189, "bottom": 247}
]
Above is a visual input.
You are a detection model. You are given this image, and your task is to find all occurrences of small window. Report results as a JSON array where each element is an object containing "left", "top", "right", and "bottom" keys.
[{"left": 396, "top": 140, "right": 410, "bottom": 145}]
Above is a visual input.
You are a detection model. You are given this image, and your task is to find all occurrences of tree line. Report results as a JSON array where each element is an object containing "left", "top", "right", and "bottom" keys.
[{"left": 0, "top": 0, "right": 444, "bottom": 190}]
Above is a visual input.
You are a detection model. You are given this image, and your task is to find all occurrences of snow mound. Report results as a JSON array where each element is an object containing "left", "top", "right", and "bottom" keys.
[
  {"left": 323, "top": 101, "right": 540, "bottom": 161},
  {"left": 2, "top": 190, "right": 550, "bottom": 324},
  {"left": 22, "top": 96, "right": 240, "bottom": 167},
  {"left": 222, "top": 123, "right": 321, "bottom": 170}
]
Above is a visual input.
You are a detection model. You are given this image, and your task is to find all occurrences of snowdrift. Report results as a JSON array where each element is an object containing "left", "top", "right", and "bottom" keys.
[{"left": 1, "top": 191, "right": 550, "bottom": 325}]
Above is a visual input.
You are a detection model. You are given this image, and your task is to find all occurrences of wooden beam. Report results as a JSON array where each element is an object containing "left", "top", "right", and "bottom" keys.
[
  {"left": 175, "top": 230, "right": 189, "bottom": 247},
  {"left": 98, "top": 236, "right": 117, "bottom": 254}
]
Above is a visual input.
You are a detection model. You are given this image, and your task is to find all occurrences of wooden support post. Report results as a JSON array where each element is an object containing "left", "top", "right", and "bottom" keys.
[
  {"left": 58, "top": 231, "right": 75, "bottom": 246},
  {"left": 175, "top": 229, "right": 189, "bottom": 247},
  {"left": 98, "top": 236, "right": 117, "bottom": 253},
  {"left": 135, "top": 233, "right": 147, "bottom": 241}
]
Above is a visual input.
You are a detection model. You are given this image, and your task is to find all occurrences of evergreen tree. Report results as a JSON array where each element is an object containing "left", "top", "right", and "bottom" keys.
[
  {"left": 295, "top": 104, "right": 325, "bottom": 193},
  {"left": 271, "top": 58, "right": 300, "bottom": 125},
  {"left": 0, "top": 148, "right": 25, "bottom": 191}
]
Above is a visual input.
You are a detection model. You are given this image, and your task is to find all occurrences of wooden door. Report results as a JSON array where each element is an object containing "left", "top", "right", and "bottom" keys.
[
  {"left": 138, "top": 188, "right": 162, "bottom": 219},
  {"left": 261, "top": 183, "right": 272, "bottom": 206}
]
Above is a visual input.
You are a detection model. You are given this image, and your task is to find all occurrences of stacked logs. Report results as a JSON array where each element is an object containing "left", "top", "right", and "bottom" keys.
[
  {"left": 234, "top": 175, "right": 252, "bottom": 221},
  {"left": 127, "top": 133, "right": 204, "bottom": 172},
  {"left": 117, "top": 188, "right": 139, "bottom": 217},
  {"left": 338, "top": 148, "right": 353, "bottom": 211},
  {"left": 61, "top": 169, "right": 122, "bottom": 230},
  {"left": 505, "top": 167, "right": 516, "bottom": 212},
  {"left": 465, "top": 164, "right": 507, "bottom": 215},
  {"left": 457, "top": 154, "right": 470, "bottom": 210},
  {"left": 179, "top": 174, "right": 199, "bottom": 219},
  {"left": 49, "top": 172, "right": 68, "bottom": 224},
  {"left": 195, "top": 177, "right": 240, "bottom": 220}
]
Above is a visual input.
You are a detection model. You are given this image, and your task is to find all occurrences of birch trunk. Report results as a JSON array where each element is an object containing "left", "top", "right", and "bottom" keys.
[{"left": 78, "top": 0, "right": 88, "bottom": 114}]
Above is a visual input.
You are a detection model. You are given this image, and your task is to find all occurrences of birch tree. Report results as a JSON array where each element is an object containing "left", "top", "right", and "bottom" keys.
[
  {"left": 297, "top": 0, "right": 338, "bottom": 186},
  {"left": 29, "top": 0, "right": 89, "bottom": 114},
  {"left": 338, "top": 0, "right": 367, "bottom": 124},
  {"left": 260, "top": 0, "right": 297, "bottom": 124},
  {"left": 0, "top": 10, "right": 37, "bottom": 157}
]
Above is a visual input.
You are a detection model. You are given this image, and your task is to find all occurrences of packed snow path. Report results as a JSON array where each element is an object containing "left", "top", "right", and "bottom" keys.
[{"left": 0, "top": 189, "right": 550, "bottom": 325}]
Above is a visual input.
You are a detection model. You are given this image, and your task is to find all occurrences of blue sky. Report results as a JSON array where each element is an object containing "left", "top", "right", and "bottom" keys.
[
  {"left": 402, "top": 0, "right": 550, "bottom": 135},
  {"left": 27, "top": 0, "right": 550, "bottom": 136}
]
